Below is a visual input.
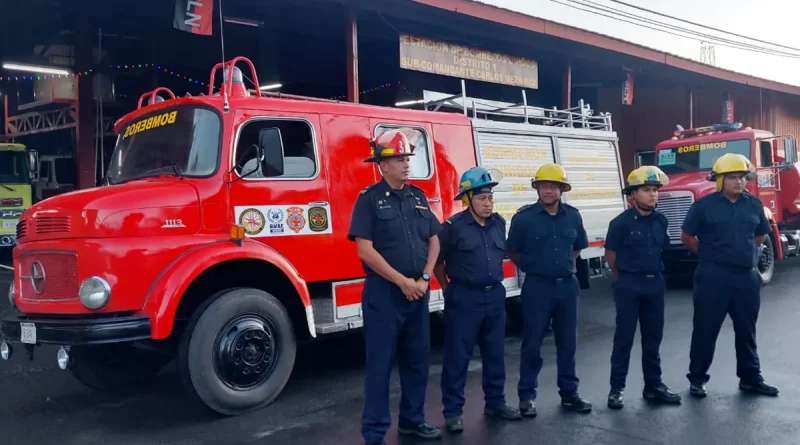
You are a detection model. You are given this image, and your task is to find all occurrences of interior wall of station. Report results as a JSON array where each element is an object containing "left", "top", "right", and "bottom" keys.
[{"left": 596, "top": 79, "right": 800, "bottom": 176}]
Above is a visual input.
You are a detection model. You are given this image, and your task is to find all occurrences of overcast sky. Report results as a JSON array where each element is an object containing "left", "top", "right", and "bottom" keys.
[{"left": 480, "top": 0, "right": 800, "bottom": 87}]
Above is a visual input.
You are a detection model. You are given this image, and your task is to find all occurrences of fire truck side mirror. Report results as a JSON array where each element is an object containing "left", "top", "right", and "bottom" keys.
[
  {"left": 258, "top": 127, "right": 285, "bottom": 177},
  {"left": 784, "top": 136, "right": 798, "bottom": 165},
  {"left": 27, "top": 149, "right": 40, "bottom": 182}
]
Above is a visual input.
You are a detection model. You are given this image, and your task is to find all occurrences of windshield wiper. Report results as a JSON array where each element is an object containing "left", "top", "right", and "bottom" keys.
[
  {"left": 0, "top": 185, "right": 15, "bottom": 192},
  {"left": 170, "top": 161, "right": 183, "bottom": 179}
]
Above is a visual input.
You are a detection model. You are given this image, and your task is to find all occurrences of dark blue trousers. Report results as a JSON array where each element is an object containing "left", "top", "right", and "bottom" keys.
[
  {"left": 518, "top": 275, "right": 580, "bottom": 401},
  {"left": 361, "top": 276, "right": 431, "bottom": 443},
  {"left": 609, "top": 273, "right": 665, "bottom": 390},
  {"left": 687, "top": 262, "right": 762, "bottom": 385},
  {"left": 441, "top": 283, "right": 507, "bottom": 419}
]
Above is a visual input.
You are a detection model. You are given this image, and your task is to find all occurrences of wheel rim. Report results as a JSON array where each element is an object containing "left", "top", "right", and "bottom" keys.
[
  {"left": 758, "top": 242, "right": 773, "bottom": 275},
  {"left": 213, "top": 314, "right": 279, "bottom": 390}
]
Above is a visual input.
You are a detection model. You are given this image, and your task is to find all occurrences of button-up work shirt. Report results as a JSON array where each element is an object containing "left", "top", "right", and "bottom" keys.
[
  {"left": 605, "top": 208, "right": 669, "bottom": 275},
  {"left": 348, "top": 179, "right": 443, "bottom": 278},
  {"left": 506, "top": 201, "right": 589, "bottom": 278},
  {"left": 437, "top": 210, "right": 506, "bottom": 286},
  {"left": 681, "top": 191, "right": 771, "bottom": 270}
]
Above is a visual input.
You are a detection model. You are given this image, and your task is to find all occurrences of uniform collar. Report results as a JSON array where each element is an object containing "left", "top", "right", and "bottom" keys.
[
  {"left": 713, "top": 190, "right": 746, "bottom": 203},
  {"left": 377, "top": 178, "right": 413, "bottom": 197},
  {"left": 534, "top": 201, "right": 565, "bottom": 215},
  {"left": 464, "top": 209, "right": 494, "bottom": 226},
  {"left": 629, "top": 207, "right": 654, "bottom": 220}
]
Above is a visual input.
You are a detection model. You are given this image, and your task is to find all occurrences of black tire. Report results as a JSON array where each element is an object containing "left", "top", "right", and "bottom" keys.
[
  {"left": 69, "top": 344, "right": 171, "bottom": 391},
  {"left": 505, "top": 296, "right": 524, "bottom": 335},
  {"left": 177, "top": 288, "right": 296, "bottom": 416},
  {"left": 758, "top": 235, "right": 775, "bottom": 286}
]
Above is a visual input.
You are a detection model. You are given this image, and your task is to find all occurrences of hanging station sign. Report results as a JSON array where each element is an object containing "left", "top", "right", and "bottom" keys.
[{"left": 399, "top": 34, "right": 539, "bottom": 89}]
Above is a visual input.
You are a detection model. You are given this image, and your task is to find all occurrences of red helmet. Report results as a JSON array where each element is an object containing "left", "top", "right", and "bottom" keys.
[{"left": 364, "top": 129, "right": 416, "bottom": 163}]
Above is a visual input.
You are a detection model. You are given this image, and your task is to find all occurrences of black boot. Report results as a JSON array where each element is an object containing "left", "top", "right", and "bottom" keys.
[
  {"left": 689, "top": 382, "right": 707, "bottom": 398},
  {"left": 445, "top": 416, "right": 463, "bottom": 433},
  {"left": 519, "top": 400, "right": 537, "bottom": 418},
  {"left": 643, "top": 384, "right": 682, "bottom": 404},
  {"left": 739, "top": 380, "right": 779, "bottom": 396},
  {"left": 484, "top": 404, "right": 522, "bottom": 420},
  {"left": 607, "top": 388, "right": 624, "bottom": 410},
  {"left": 561, "top": 393, "right": 592, "bottom": 413},
  {"left": 397, "top": 422, "right": 442, "bottom": 440}
]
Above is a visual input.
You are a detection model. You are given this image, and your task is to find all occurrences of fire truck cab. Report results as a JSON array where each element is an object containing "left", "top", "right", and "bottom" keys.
[
  {"left": 1, "top": 57, "right": 627, "bottom": 415},
  {"left": 653, "top": 122, "right": 799, "bottom": 284}
]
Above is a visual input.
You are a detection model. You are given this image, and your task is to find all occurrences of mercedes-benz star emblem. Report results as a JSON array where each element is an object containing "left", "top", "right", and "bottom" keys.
[{"left": 30, "top": 261, "right": 46, "bottom": 295}]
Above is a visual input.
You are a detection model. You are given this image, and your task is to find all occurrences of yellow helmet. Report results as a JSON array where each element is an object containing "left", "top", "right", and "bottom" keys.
[
  {"left": 624, "top": 166, "right": 669, "bottom": 194},
  {"left": 708, "top": 153, "right": 756, "bottom": 191},
  {"left": 532, "top": 163, "right": 571, "bottom": 192}
]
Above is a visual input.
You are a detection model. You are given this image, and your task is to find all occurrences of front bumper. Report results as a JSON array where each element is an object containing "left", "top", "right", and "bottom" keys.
[
  {"left": 0, "top": 311, "right": 151, "bottom": 346},
  {"left": 662, "top": 245, "right": 698, "bottom": 276}
]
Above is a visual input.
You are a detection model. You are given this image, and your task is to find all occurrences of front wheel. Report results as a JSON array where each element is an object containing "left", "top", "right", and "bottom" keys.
[
  {"left": 758, "top": 235, "right": 775, "bottom": 286},
  {"left": 178, "top": 288, "right": 297, "bottom": 416}
]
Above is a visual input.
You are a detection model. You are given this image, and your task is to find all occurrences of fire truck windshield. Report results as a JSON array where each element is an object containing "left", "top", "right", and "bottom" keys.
[
  {"left": 0, "top": 150, "right": 30, "bottom": 184},
  {"left": 656, "top": 138, "right": 751, "bottom": 174},
  {"left": 107, "top": 105, "right": 221, "bottom": 184}
]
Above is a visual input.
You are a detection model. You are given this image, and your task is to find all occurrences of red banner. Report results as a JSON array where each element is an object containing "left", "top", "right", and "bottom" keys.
[
  {"left": 174, "top": 0, "right": 214, "bottom": 36},
  {"left": 622, "top": 70, "right": 635, "bottom": 106}
]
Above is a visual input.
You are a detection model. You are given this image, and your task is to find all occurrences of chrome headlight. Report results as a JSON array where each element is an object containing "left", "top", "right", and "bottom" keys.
[
  {"left": 7, "top": 281, "right": 15, "bottom": 310},
  {"left": 78, "top": 277, "right": 111, "bottom": 310}
]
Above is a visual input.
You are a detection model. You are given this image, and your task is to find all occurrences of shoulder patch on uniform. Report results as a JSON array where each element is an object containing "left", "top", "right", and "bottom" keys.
[
  {"left": 359, "top": 183, "right": 377, "bottom": 195},
  {"left": 516, "top": 203, "right": 535, "bottom": 214}
]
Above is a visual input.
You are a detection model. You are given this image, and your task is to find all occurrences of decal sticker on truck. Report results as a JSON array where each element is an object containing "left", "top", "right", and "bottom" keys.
[{"left": 235, "top": 205, "right": 333, "bottom": 237}]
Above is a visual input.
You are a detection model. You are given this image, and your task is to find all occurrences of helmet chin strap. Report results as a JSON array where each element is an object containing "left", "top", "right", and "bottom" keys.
[{"left": 633, "top": 198, "right": 655, "bottom": 212}]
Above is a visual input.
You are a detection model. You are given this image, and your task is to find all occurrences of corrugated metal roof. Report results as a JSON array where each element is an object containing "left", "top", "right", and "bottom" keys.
[{"left": 412, "top": 0, "right": 800, "bottom": 96}]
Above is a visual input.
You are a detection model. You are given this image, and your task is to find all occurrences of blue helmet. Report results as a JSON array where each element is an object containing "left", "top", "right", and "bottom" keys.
[{"left": 455, "top": 167, "right": 500, "bottom": 200}]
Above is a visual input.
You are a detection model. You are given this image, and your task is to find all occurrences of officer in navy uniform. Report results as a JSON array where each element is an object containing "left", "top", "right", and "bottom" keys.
[
  {"left": 681, "top": 153, "right": 779, "bottom": 398},
  {"left": 434, "top": 167, "right": 522, "bottom": 433},
  {"left": 507, "top": 163, "right": 593, "bottom": 416},
  {"left": 605, "top": 166, "right": 682, "bottom": 409},
  {"left": 348, "top": 129, "right": 443, "bottom": 445}
]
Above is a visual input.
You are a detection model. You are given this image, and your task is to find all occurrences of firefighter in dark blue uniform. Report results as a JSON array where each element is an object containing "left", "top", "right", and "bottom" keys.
[
  {"left": 434, "top": 167, "right": 522, "bottom": 433},
  {"left": 507, "top": 163, "right": 593, "bottom": 416},
  {"left": 680, "top": 153, "right": 779, "bottom": 398},
  {"left": 348, "top": 130, "right": 443, "bottom": 445},
  {"left": 605, "top": 166, "right": 682, "bottom": 409}
]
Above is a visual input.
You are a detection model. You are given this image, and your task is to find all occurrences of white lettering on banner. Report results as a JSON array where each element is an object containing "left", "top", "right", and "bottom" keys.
[{"left": 234, "top": 205, "right": 332, "bottom": 237}]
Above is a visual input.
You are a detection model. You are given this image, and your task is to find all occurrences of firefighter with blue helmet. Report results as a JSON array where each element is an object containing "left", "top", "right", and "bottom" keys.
[
  {"left": 507, "top": 163, "right": 593, "bottom": 416},
  {"left": 434, "top": 166, "right": 522, "bottom": 433},
  {"left": 348, "top": 129, "right": 443, "bottom": 445},
  {"left": 605, "top": 165, "right": 681, "bottom": 409}
]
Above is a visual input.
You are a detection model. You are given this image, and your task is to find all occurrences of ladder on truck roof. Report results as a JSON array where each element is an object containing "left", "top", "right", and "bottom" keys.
[{"left": 421, "top": 80, "right": 613, "bottom": 132}]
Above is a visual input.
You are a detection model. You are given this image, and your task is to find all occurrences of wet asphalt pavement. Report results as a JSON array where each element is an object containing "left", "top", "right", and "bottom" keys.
[{"left": 2, "top": 260, "right": 800, "bottom": 445}]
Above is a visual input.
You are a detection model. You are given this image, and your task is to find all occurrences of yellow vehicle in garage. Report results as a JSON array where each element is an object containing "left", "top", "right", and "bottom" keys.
[{"left": 0, "top": 143, "right": 38, "bottom": 250}]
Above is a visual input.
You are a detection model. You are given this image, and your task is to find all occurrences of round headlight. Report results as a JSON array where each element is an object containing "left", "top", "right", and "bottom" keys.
[
  {"left": 78, "top": 277, "right": 111, "bottom": 310},
  {"left": 7, "top": 281, "right": 15, "bottom": 310}
]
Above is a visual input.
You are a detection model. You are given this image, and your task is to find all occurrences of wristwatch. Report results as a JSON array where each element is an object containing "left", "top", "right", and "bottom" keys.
[{"left": 421, "top": 273, "right": 431, "bottom": 281}]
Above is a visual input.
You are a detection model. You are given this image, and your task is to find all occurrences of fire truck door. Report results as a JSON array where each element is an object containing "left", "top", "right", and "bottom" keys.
[
  {"left": 756, "top": 138, "right": 779, "bottom": 215},
  {"left": 370, "top": 122, "right": 444, "bottom": 222},
  {"left": 228, "top": 111, "right": 335, "bottom": 283}
]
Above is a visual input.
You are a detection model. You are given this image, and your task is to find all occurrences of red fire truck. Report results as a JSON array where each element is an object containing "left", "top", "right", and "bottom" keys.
[
  {"left": 650, "top": 122, "right": 799, "bottom": 284},
  {"left": 0, "top": 57, "right": 626, "bottom": 415}
]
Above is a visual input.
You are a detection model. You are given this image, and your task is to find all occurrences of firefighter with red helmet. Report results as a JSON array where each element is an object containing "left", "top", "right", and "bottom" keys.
[{"left": 348, "top": 129, "right": 443, "bottom": 444}]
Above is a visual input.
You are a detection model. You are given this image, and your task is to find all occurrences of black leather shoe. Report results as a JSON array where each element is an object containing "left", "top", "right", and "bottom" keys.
[
  {"left": 398, "top": 422, "right": 442, "bottom": 440},
  {"left": 445, "top": 416, "right": 464, "bottom": 433},
  {"left": 690, "top": 383, "right": 707, "bottom": 398},
  {"left": 365, "top": 440, "right": 386, "bottom": 445},
  {"left": 484, "top": 404, "right": 522, "bottom": 420},
  {"left": 519, "top": 400, "right": 537, "bottom": 417},
  {"left": 739, "top": 380, "right": 779, "bottom": 396},
  {"left": 561, "top": 394, "right": 593, "bottom": 413},
  {"left": 643, "top": 384, "right": 682, "bottom": 404},
  {"left": 607, "top": 388, "right": 624, "bottom": 410}
]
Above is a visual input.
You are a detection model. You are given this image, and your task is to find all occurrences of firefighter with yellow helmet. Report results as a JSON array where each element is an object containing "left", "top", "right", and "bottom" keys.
[
  {"left": 507, "top": 163, "right": 592, "bottom": 416},
  {"left": 604, "top": 166, "right": 681, "bottom": 409},
  {"left": 680, "top": 152, "right": 779, "bottom": 398}
]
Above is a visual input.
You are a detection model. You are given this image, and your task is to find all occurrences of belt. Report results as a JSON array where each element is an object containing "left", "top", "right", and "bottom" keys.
[
  {"left": 618, "top": 271, "right": 661, "bottom": 278},
  {"left": 525, "top": 274, "right": 574, "bottom": 282},
  {"left": 450, "top": 280, "right": 502, "bottom": 291}
]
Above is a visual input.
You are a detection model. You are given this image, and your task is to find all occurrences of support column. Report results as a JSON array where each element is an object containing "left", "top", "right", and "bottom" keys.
[
  {"left": 74, "top": 1, "right": 96, "bottom": 189},
  {"left": 346, "top": 7, "right": 359, "bottom": 103},
  {"left": 562, "top": 59, "right": 572, "bottom": 109},
  {"left": 688, "top": 87, "right": 694, "bottom": 128}
]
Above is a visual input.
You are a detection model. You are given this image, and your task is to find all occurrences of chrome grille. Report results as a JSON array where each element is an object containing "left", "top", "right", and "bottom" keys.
[{"left": 656, "top": 194, "right": 694, "bottom": 243}]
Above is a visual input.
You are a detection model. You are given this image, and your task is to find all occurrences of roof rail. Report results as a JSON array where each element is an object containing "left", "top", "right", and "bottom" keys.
[{"left": 421, "top": 79, "right": 613, "bottom": 131}]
